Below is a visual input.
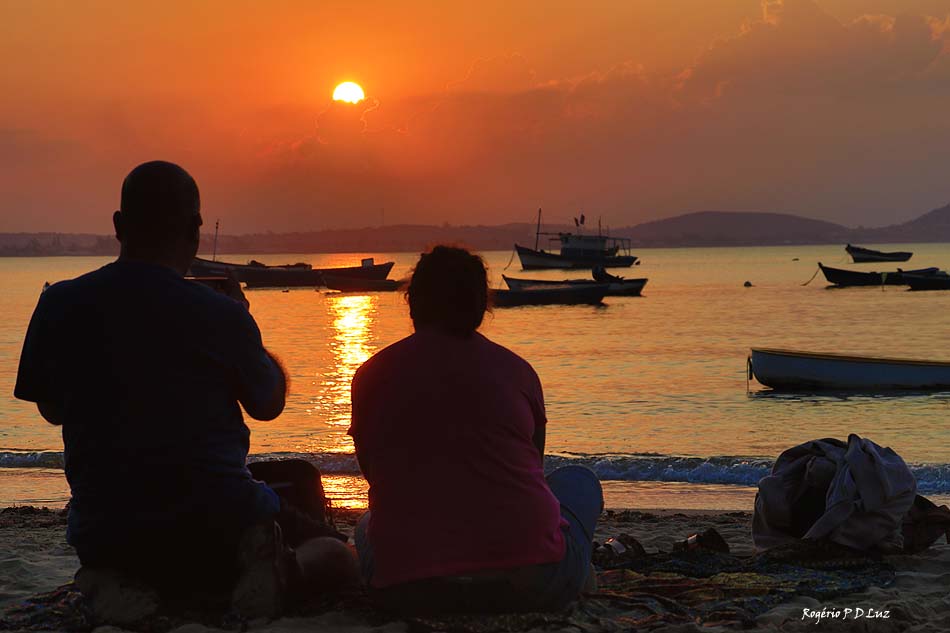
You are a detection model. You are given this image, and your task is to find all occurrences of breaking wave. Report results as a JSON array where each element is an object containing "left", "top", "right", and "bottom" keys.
[{"left": 3, "top": 450, "right": 949, "bottom": 494}]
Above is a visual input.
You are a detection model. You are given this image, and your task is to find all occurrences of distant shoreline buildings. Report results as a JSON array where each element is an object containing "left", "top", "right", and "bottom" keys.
[{"left": 3, "top": 203, "right": 950, "bottom": 257}]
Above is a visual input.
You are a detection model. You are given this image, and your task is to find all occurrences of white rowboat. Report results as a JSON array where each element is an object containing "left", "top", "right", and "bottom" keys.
[{"left": 748, "top": 348, "right": 950, "bottom": 391}]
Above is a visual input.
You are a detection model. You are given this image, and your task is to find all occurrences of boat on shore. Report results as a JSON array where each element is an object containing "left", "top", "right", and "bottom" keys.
[
  {"left": 189, "top": 257, "right": 394, "bottom": 288},
  {"left": 515, "top": 209, "right": 637, "bottom": 270},
  {"left": 904, "top": 270, "right": 950, "bottom": 291},
  {"left": 748, "top": 347, "right": 950, "bottom": 391},
  {"left": 818, "top": 263, "right": 938, "bottom": 287},
  {"left": 491, "top": 284, "right": 609, "bottom": 307},
  {"left": 502, "top": 271, "right": 648, "bottom": 296},
  {"left": 323, "top": 275, "right": 403, "bottom": 293},
  {"left": 845, "top": 244, "right": 913, "bottom": 263}
]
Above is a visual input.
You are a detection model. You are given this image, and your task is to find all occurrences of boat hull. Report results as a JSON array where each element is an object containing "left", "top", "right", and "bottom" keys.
[
  {"left": 905, "top": 272, "right": 950, "bottom": 291},
  {"left": 845, "top": 244, "right": 913, "bottom": 263},
  {"left": 491, "top": 285, "right": 608, "bottom": 307},
  {"left": 190, "top": 258, "right": 395, "bottom": 287},
  {"left": 515, "top": 244, "right": 637, "bottom": 270},
  {"left": 749, "top": 348, "right": 950, "bottom": 391},
  {"left": 323, "top": 275, "right": 403, "bottom": 292},
  {"left": 818, "top": 263, "right": 938, "bottom": 287},
  {"left": 503, "top": 275, "right": 647, "bottom": 296}
]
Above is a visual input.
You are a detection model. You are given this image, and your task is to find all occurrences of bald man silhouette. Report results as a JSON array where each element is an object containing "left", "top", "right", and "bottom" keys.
[{"left": 15, "top": 161, "right": 357, "bottom": 617}]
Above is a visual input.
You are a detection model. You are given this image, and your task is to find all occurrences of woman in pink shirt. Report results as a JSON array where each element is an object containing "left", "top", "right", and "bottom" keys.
[{"left": 349, "top": 245, "right": 603, "bottom": 613}]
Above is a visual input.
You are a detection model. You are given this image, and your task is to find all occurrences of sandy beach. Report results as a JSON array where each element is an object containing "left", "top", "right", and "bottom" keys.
[{"left": 2, "top": 505, "right": 948, "bottom": 632}]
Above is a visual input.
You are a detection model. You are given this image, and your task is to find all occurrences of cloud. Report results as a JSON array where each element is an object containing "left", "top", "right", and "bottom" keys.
[
  {"left": 679, "top": 0, "right": 949, "bottom": 101},
  {"left": 447, "top": 54, "right": 537, "bottom": 93},
  {"left": 8, "top": 1, "right": 950, "bottom": 233},
  {"left": 225, "top": 0, "right": 950, "bottom": 231}
]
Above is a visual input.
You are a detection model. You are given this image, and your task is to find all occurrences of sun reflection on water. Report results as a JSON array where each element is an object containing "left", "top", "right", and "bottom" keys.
[
  {"left": 313, "top": 294, "right": 377, "bottom": 452},
  {"left": 322, "top": 474, "right": 369, "bottom": 511}
]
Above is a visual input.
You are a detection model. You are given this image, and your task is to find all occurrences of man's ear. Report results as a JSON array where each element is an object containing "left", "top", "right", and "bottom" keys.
[{"left": 113, "top": 210, "right": 123, "bottom": 242}]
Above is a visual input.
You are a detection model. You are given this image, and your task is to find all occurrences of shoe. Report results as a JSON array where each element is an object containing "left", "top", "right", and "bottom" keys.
[
  {"left": 673, "top": 527, "right": 730, "bottom": 554},
  {"left": 591, "top": 534, "right": 646, "bottom": 567},
  {"left": 231, "top": 520, "right": 292, "bottom": 619}
]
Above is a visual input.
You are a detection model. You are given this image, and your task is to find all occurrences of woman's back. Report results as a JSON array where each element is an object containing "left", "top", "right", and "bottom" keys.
[{"left": 349, "top": 330, "right": 566, "bottom": 588}]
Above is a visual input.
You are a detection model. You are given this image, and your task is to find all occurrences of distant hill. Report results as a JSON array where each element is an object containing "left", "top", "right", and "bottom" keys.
[
  {"left": 856, "top": 203, "right": 950, "bottom": 243},
  {"left": 615, "top": 211, "right": 851, "bottom": 247},
  {"left": 3, "top": 203, "right": 950, "bottom": 256}
]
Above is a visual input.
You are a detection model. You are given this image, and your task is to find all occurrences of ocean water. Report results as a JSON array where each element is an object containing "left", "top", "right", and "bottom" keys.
[{"left": 3, "top": 244, "right": 950, "bottom": 510}]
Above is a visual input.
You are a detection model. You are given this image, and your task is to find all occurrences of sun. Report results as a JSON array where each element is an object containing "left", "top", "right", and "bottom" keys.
[{"left": 333, "top": 81, "right": 365, "bottom": 104}]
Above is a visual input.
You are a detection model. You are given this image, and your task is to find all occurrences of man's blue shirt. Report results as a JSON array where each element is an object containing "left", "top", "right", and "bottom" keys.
[{"left": 14, "top": 260, "right": 280, "bottom": 548}]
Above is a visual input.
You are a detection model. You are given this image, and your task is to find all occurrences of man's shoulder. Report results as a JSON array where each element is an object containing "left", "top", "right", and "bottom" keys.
[{"left": 38, "top": 264, "right": 114, "bottom": 306}]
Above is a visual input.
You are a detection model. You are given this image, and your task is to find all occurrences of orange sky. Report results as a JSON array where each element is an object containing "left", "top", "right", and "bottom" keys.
[{"left": 2, "top": 0, "right": 950, "bottom": 233}]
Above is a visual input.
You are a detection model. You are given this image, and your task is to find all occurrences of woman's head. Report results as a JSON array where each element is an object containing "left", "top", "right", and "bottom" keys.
[{"left": 407, "top": 245, "right": 489, "bottom": 336}]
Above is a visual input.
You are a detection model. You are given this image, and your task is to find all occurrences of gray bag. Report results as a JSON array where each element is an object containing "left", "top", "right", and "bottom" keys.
[{"left": 753, "top": 434, "right": 916, "bottom": 553}]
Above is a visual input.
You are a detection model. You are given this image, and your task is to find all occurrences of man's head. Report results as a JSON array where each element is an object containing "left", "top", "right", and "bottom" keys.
[
  {"left": 113, "top": 161, "right": 202, "bottom": 273},
  {"left": 407, "top": 245, "right": 488, "bottom": 337}
]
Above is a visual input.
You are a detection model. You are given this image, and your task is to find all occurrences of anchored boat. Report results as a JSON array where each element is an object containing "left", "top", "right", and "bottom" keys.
[
  {"left": 748, "top": 347, "right": 950, "bottom": 391},
  {"left": 514, "top": 209, "right": 637, "bottom": 270},
  {"left": 904, "top": 270, "right": 950, "bottom": 291},
  {"left": 491, "top": 284, "right": 609, "bottom": 307},
  {"left": 503, "top": 270, "right": 647, "bottom": 296},
  {"left": 845, "top": 244, "right": 913, "bottom": 263},
  {"left": 818, "top": 263, "right": 938, "bottom": 287},
  {"left": 189, "top": 257, "right": 394, "bottom": 288}
]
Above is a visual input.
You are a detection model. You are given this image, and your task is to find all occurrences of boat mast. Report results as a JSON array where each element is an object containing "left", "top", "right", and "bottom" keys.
[
  {"left": 534, "top": 208, "right": 542, "bottom": 251},
  {"left": 212, "top": 219, "right": 219, "bottom": 262}
]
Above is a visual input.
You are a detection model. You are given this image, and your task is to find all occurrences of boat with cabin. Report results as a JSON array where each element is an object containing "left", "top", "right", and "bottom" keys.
[
  {"left": 845, "top": 244, "right": 913, "bottom": 263},
  {"left": 748, "top": 347, "right": 950, "bottom": 391},
  {"left": 515, "top": 209, "right": 637, "bottom": 270}
]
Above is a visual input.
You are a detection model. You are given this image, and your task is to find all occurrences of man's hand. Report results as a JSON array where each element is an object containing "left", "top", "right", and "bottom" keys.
[{"left": 224, "top": 272, "right": 250, "bottom": 310}]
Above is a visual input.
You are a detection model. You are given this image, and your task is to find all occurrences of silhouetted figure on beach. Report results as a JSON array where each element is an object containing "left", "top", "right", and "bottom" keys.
[
  {"left": 14, "top": 161, "right": 356, "bottom": 618},
  {"left": 350, "top": 245, "right": 604, "bottom": 614}
]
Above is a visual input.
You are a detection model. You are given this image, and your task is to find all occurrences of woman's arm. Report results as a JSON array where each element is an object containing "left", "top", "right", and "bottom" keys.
[{"left": 532, "top": 423, "right": 546, "bottom": 467}]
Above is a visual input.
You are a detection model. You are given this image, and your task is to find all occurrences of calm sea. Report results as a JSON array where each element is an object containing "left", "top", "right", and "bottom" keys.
[{"left": 3, "top": 244, "right": 950, "bottom": 510}]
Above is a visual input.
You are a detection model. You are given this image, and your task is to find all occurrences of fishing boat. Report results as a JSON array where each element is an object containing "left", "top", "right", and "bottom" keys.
[
  {"left": 190, "top": 256, "right": 311, "bottom": 275},
  {"left": 845, "top": 244, "right": 913, "bottom": 263},
  {"left": 748, "top": 348, "right": 950, "bottom": 391},
  {"left": 904, "top": 270, "right": 950, "bottom": 291},
  {"left": 491, "top": 284, "right": 609, "bottom": 307},
  {"left": 818, "top": 263, "right": 939, "bottom": 287},
  {"left": 323, "top": 275, "right": 403, "bottom": 293},
  {"left": 514, "top": 209, "right": 637, "bottom": 270},
  {"left": 189, "top": 257, "right": 395, "bottom": 288},
  {"left": 502, "top": 271, "right": 648, "bottom": 296}
]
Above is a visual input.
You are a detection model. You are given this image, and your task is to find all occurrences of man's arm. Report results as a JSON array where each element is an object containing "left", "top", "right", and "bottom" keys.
[
  {"left": 238, "top": 348, "right": 287, "bottom": 421},
  {"left": 15, "top": 291, "right": 63, "bottom": 425},
  {"left": 37, "top": 401, "right": 64, "bottom": 426}
]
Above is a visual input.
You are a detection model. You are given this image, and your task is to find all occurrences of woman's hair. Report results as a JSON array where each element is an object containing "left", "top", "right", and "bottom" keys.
[{"left": 407, "top": 245, "right": 489, "bottom": 336}]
